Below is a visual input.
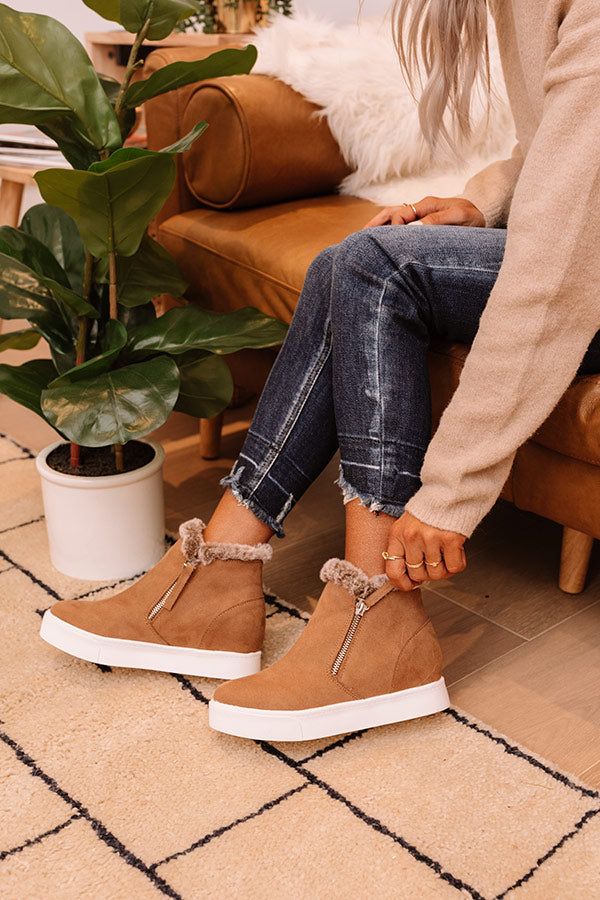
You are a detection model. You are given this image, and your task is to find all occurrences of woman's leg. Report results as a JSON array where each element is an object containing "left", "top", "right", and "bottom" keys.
[
  {"left": 330, "top": 224, "right": 507, "bottom": 522},
  {"left": 213, "top": 244, "right": 341, "bottom": 540}
]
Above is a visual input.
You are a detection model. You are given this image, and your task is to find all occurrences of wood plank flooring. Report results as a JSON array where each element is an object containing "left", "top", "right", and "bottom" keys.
[{"left": 2, "top": 317, "right": 599, "bottom": 789}]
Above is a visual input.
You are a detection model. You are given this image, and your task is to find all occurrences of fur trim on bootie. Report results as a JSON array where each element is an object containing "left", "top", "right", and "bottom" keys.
[
  {"left": 320, "top": 558, "right": 388, "bottom": 599},
  {"left": 179, "top": 518, "right": 273, "bottom": 566}
]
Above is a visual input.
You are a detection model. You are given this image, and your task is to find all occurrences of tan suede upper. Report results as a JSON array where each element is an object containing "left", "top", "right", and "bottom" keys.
[
  {"left": 213, "top": 580, "right": 443, "bottom": 711},
  {"left": 52, "top": 541, "right": 266, "bottom": 654}
]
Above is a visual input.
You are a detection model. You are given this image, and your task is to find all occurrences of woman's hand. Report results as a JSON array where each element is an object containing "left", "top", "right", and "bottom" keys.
[
  {"left": 383, "top": 511, "right": 467, "bottom": 592},
  {"left": 364, "top": 196, "right": 485, "bottom": 229}
]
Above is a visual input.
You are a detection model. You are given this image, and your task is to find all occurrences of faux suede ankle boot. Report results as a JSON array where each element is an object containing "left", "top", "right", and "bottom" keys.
[
  {"left": 209, "top": 559, "right": 449, "bottom": 741},
  {"left": 40, "top": 519, "right": 271, "bottom": 679}
]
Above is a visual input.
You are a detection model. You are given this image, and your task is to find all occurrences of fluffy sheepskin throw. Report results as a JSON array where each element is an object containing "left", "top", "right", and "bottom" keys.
[{"left": 252, "top": 13, "right": 516, "bottom": 204}]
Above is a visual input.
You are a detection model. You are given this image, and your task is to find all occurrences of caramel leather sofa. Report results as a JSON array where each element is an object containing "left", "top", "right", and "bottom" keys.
[{"left": 145, "top": 48, "right": 600, "bottom": 594}]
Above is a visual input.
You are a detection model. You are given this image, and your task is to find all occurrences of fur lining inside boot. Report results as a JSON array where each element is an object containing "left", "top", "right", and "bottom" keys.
[
  {"left": 179, "top": 518, "right": 273, "bottom": 566},
  {"left": 319, "top": 558, "right": 388, "bottom": 599}
]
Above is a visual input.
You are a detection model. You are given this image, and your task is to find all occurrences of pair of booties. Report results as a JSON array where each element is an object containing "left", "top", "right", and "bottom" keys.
[{"left": 40, "top": 519, "right": 449, "bottom": 742}]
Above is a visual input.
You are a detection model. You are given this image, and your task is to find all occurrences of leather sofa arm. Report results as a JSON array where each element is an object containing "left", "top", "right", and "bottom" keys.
[{"left": 144, "top": 48, "right": 351, "bottom": 219}]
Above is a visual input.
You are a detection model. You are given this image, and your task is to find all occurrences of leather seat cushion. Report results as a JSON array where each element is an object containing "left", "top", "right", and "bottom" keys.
[{"left": 158, "top": 194, "right": 379, "bottom": 322}]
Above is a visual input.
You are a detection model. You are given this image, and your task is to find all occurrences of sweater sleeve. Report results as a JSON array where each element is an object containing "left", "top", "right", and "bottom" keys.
[
  {"left": 459, "top": 142, "right": 524, "bottom": 228},
  {"left": 405, "top": 3, "right": 600, "bottom": 537}
]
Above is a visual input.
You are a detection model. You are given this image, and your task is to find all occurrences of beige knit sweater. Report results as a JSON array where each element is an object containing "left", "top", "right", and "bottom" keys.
[{"left": 405, "top": 0, "right": 600, "bottom": 537}]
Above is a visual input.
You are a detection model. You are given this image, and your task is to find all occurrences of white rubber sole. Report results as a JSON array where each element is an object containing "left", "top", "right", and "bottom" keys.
[
  {"left": 209, "top": 676, "right": 450, "bottom": 741},
  {"left": 40, "top": 610, "right": 261, "bottom": 679}
]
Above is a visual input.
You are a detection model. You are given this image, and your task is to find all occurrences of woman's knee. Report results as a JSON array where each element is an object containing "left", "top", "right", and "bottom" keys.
[{"left": 329, "top": 228, "right": 416, "bottom": 323}]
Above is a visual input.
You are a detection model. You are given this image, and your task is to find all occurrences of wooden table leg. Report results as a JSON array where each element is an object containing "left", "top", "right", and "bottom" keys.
[
  {"left": 200, "top": 412, "right": 224, "bottom": 459},
  {"left": 0, "top": 179, "right": 25, "bottom": 228},
  {"left": 559, "top": 526, "right": 594, "bottom": 594}
]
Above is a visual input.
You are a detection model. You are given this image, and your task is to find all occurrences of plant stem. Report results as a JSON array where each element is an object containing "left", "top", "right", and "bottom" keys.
[
  {"left": 109, "top": 250, "right": 118, "bottom": 320},
  {"left": 114, "top": 444, "right": 124, "bottom": 473},
  {"left": 107, "top": 249, "right": 124, "bottom": 473},
  {"left": 70, "top": 251, "right": 95, "bottom": 469},
  {"left": 114, "top": 18, "right": 151, "bottom": 129}
]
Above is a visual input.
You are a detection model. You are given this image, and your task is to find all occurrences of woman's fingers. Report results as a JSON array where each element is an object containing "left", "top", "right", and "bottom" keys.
[
  {"left": 440, "top": 538, "right": 467, "bottom": 575},
  {"left": 363, "top": 204, "right": 417, "bottom": 228},
  {"left": 364, "top": 197, "right": 485, "bottom": 229},
  {"left": 384, "top": 511, "right": 467, "bottom": 590},
  {"left": 422, "top": 538, "right": 448, "bottom": 581},
  {"left": 382, "top": 534, "right": 421, "bottom": 592}
]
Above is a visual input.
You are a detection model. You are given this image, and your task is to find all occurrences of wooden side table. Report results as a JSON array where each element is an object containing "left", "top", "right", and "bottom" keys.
[
  {"left": 85, "top": 31, "right": 254, "bottom": 81},
  {"left": 0, "top": 164, "right": 39, "bottom": 229}
]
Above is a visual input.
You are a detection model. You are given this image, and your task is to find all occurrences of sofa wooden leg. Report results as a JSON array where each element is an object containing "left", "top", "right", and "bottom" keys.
[
  {"left": 559, "top": 527, "right": 594, "bottom": 594},
  {"left": 200, "top": 413, "right": 224, "bottom": 460}
]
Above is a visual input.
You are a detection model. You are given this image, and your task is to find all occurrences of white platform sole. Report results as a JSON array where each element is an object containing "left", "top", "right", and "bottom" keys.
[
  {"left": 209, "top": 676, "right": 450, "bottom": 741},
  {"left": 40, "top": 610, "right": 261, "bottom": 679}
]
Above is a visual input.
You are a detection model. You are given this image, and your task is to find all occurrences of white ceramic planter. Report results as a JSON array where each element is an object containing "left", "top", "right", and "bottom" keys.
[{"left": 36, "top": 440, "right": 166, "bottom": 581}]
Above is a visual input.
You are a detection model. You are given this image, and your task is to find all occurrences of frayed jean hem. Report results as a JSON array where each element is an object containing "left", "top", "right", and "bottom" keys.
[
  {"left": 335, "top": 467, "right": 406, "bottom": 520},
  {"left": 220, "top": 472, "right": 287, "bottom": 539}
]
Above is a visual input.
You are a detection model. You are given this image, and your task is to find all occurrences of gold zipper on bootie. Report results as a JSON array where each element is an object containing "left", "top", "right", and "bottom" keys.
[
  {"left": 331, "top": 599, "right": 368, "bottom": 675},
  {"left": 147, "top": 562, "right": 195, "bottom": 621},
  {"left": 330, "top": 581, "right": 396, "bottom": 676}
]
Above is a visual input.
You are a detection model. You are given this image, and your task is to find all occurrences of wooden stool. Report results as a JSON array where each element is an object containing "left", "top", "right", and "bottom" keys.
[{"left": 0, "top": 163, "right": 38, "bottom": 228}]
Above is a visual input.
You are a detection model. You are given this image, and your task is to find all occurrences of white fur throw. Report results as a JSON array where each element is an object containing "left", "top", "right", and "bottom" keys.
[{"left": 252, "top": 13, "right": 516, "bottom": 204}]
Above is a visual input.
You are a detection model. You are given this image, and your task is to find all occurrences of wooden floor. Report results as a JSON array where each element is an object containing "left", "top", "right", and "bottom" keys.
[{"left": 2, "top": 321, "right": 600, "bottom": 788}]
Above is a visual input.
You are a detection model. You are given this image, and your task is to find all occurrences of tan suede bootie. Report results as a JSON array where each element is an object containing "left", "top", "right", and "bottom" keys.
[
  {"left": 209, "top": 559, "right": 449, "bottom": 740},
  {"left": 40, "top": 519, "right": 272, "bottom": 679}
]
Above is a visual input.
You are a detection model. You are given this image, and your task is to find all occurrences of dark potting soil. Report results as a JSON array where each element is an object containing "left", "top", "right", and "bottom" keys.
[{"left": 46, "top": 441, "right": 155, "bottom": 477}]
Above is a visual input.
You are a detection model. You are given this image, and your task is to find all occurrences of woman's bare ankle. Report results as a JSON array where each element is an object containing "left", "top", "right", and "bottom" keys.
[{"left": 203, "top": 489, "right": 274, "bottom": 546}]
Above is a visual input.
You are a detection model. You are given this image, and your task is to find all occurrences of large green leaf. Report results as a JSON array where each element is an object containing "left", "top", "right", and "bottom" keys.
[
  {"left": 20, "top": 205, "right": 86, "bottom": 294},
  {"left": 35, "top": 152, "right": 176, "bottom": 258},
  {"left": 118, "top": 301, "right": 157, "bottom": 331},
  {"left": 127, "top": 305, "right": 288, "bottom": 358},
  {"left": 160, "top": 122, "right": 208, "bottom": 155},
  {"left": 41, "top": 278, "right": 99, "bottom": 319},
  {"left": 123, "top": 46, "right": 258, "bottom": 107},
  {"left": 115, "top": 234, "right": 188, "bottom": 307},
  {"left": 49, "top": 320, "right": 127, "bottom": 385},
  {"left": 0, "top": 252, "right": 73, "bottom": 353},
  {"left": 0, "top": 359, "right": 57, "bottom": 417},
  {"left": 175, "top": 353, "right": 233, "bottom": 419},
  {"left": 0, "top": 226, "right": 70, "bottom": 286},
  {"left": 0, "top": 4, "right": 121, "bottom": 154},
  {"left": 41, "top": 356, "right": 180, "bottom": 446},
  {"left": 38, "top": 119, "right": 103, "bottom": 171},
  {"left": 83, "top": 0, "right": 199, "bottom": 40},
  {"left": 0, "top": 329, "right": 41, "bottom": 353}
]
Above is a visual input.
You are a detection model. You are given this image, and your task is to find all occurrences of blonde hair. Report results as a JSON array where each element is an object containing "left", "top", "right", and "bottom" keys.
[{"left": 392, "top": 0, "right": 491, "bottom": 161}]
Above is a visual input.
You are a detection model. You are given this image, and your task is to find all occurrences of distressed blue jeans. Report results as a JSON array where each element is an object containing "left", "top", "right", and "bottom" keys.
[{"left": 222, "top": 225, "right": 600, "bottom": 537}]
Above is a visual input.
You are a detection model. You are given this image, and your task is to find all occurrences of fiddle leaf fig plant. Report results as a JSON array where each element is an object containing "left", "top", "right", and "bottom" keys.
[{"left": 0, "top": 1, "right": 287, "bottom": 472}]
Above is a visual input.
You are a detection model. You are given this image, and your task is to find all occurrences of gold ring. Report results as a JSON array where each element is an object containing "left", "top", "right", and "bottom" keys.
[
  {"left": 409, "top": 203, "right": 418, "bottom": 217},
  {"left": 405, "top": 560, "right": 426, "bottom": 569},
  {"left": 382, "top": 551, "right": 404, "bottom": 561},
  {"left": 425, "top": 560, "right": 442, "bottom": 567}
]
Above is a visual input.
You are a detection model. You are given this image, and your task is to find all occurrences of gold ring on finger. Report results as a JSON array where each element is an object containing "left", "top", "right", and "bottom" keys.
[
  {"left": 382, "top": 551, "right": 405, "bottom": 561},
  {"left": 425, "top": 560, "right": 442, "bottom": 567},
  {"left": 405, "top": 560, "right": 426, "bottom": 569},
  {"left": 409, "top": 203, "right": 418, "bottom": 217}
]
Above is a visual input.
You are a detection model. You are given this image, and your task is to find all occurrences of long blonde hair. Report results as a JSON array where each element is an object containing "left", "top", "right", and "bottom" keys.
[{"left": 392, "top": 0, "right": 491, "bottom": 160}]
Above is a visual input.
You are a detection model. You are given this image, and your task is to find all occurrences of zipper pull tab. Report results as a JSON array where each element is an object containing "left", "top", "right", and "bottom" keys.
[
  {"left": 355, "top": 599, "right": 368, "bottom": 618},
  {"left": 162, "top": 562, "right": 195, "bottom": 612},
  {"left": 147, "top": 562, "right": 195, "bottom": 622}
]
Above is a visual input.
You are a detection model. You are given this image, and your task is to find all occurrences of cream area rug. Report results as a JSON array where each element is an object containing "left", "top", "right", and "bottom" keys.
[
  {"left": 252, "top": 13, "right": 516, "bottom": 205},
  {"left": 1, "top": 433, "right": 600, "bottom": 899}
]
